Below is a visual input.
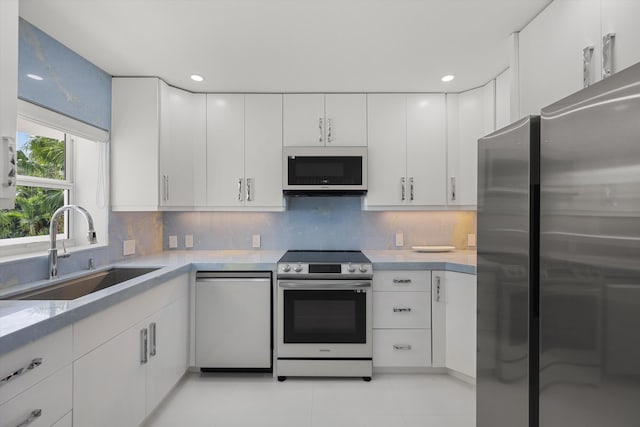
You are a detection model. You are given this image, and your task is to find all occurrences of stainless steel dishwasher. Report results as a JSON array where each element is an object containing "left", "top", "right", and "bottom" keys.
[{"left": 195, "top": 271, "right": 272, "bottom": 371}]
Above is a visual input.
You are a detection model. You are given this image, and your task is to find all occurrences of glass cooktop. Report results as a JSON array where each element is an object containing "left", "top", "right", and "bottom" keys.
[{"left": 279, "top": 250, "right": 370, "bottom": 264}]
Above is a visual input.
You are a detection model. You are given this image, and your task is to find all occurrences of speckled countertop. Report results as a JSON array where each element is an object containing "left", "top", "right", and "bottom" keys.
[{"left": 0, "top": 249, "right": 475, "bottom": 357}]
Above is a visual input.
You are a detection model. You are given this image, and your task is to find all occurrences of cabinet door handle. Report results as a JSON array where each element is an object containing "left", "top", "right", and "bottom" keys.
[
  {"left": 149, "top": 322, "right": 157, "bottom": 357},
  {"left": 140, "top": 328, "right": 148, "bottom": 364},
  {"left": 602, "top": 33, "right": 616, "bottom": 79},
  {"left": 401, "top": 177, "right": 406, "bottom": 201},
  {"left": 393, "top": 307, "right": 412, "bottom": 313},
  {"left": 450, "top": 176, "right": 456, "bottom": 202},
  {"left": 16, "top": 409, "right": 42, "bottom": 427},
  {"left": 319, "top": 117, "right": 324, "bottom": 143},
  {"left": 409, "top": 177, "right": 414, "bottom": 201},
  {"left": 392, "top": 278, "right": 411, "bottom": 284},
  {"left": 246, "top": 178, "right": 252, "bottom": 202},
  {"left": 238, "top": 178, "right": 244, "bottom": 202},
  {"left": 583, "top": 46, "right": 595, "bottom": 87},
  {"left": 166, "top": 176, "right": 170, "bottom": 201},
  {"left": 2, "top": 136, "right": 16, "bottom": 189},
  {"left": 1, "top": 358, "right": 43, "bottom": 386},
  {"left": 393, "top": 344, "right": 412, "bottom": 351},
  {"left": 435, "top": 276, "right": 442, "bottom": 302},
  {"left": 327, "top": 118, "right": 333, "bottom": 143}
]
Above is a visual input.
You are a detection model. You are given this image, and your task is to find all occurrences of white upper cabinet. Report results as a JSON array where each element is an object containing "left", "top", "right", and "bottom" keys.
[
  {"left": 207, "top": 94, "right": 284, "bottom": 210},
  {"left": 366, "top": 93, "right": 447, "bottom": 208},
  {"left": 495, "top": 68, "right": 512, "bottom": 129},
  {"left": 0, "top": 0, "right": 19, "bottom": 209},
  {"left": 601, "top": 0, "right": 640, "bottom": 74},
  {"left": 206, "top": 94, "right": 245, "bottom": 208},
  {"left": 244, "top": 94, "right": 284, "bottom": 208},
  {"left": 365, "top": 94, "right": 407, "bottom": 207},
  {"left": 283, "top": 94, "right": 366, "bottom": 146},
  {"left": 518, "top": 0, "right": 601, "bottom": 117},
  {"left": 406, "top": 94, "right": 447, "bottom": 206},
  {"left": 111, "top": 77, "right": 206, "bottom": 211},
  {"left": 160, "top": 83, "right": 206, "bottom": 208},
  {"left": 447, "top": 81, "right": 495, "bottom": 207},
  {"left": 324, "top": 94, "right": 367, "bottom": 146}
]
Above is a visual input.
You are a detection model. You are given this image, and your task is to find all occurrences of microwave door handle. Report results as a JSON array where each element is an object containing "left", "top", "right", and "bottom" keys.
[{"left": 319, "top": 117, "right": 324, "bottom": 144}]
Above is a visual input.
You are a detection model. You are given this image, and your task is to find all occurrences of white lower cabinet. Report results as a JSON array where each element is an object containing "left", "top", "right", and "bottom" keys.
[
  {"left": 73, "top": 323, "right": 147, "bottom": 427},
  {"left": 73, "top": 274, "right": 189, "bottom": 426},
  {"left": 0, "top": 364, "right": 72, "bottom": 427},
  {"left": 146, "top": 295, "right": 189, "bottom": 412},
  {"left": 51, "top": 411, "right": 72, "bottom": 427},
  {"left": 373, "top": 329, "right": 432, "bottom": 367},
  {"left": 432, "top": 270, "right": 477, "bottom": 378},
  {"left": 372, "top": 270, "right": 432, "bottom": 368}
]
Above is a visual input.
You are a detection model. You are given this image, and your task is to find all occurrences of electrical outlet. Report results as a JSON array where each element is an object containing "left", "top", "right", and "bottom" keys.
[
  {"left": 252, "top": 234, "right": 261, "bottom": 248},
  {"left": 123, "top": 240, "right": 136, "bottom": 256},
  {"left": 467, "top": 233, "right": 477, "bottom": 247},
  {"left": 395, "top": 232, "right": 404, "bottom": 247},
  {"left": 169, "top": 235, "right": 178, "bottom": 249},
  {"left": 185, "top": 234, "right": 194, "bottom": 248}
]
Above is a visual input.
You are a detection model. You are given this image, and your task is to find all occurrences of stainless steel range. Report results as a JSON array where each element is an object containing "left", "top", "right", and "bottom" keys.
[{"left": 276, "top": 250, "right": 373, "bottom": 381}]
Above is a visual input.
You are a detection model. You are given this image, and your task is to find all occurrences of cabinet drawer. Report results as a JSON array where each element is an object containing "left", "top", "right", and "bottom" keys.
[
  {"left": 373, "top": 270, "right": 430, "bottom": 292},
  {"left": 0, "top": 326, "right": 72, "bottom": 405},
  {"left": 373, "top": 291, "right": 431, "bottom": 328},
  {"left": 373, "top": 329, "right": 432, "bottom": 367},
  {"left": 74, "top": 274, "right": 188, "bottom": 359},
  {"left": 0, "top": 364, "right": 72, "bottom": 427}
]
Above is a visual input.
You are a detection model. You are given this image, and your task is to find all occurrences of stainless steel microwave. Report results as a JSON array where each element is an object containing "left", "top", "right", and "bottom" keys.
[{"left": 282, "top": 146, "right": 368, "bottom": 196}]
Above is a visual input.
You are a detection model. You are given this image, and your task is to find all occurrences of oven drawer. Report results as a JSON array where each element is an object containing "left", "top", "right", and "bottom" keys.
[
  {"left": 373, "top": 271, "right": 431, "bottom": 292},
  {"left": 373, "top": 291, "right": 431, "bottom": 328},
  {"left": 373, "top": 329, "right": 432, "bottom": 367}
]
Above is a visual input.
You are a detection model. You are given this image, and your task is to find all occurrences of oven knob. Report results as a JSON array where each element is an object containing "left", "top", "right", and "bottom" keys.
[
  {"left": 359, "top": 264, "right": 369, "bottom": 273},
  {"left": 294, "top": 264, "right": 303, "bottom": 273},
  {"left": 347, "top": 263, "right": 356, "bottom": 273},
  {"left": 282, "top": 264, "right": 291, "bottom": 272}
]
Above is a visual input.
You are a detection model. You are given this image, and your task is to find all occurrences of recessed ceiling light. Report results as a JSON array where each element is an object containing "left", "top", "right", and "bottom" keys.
[
  {"left": 27, "top": 73, "right": 44, "bottom": 81},
  {"left": 441, "top": 74, "right": 455, "bottom": 83},
  {"left": 190, "top": 74, "right": 204, "bottom": 82}
]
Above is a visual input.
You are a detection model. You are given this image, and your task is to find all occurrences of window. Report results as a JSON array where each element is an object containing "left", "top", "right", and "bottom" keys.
[
  {"left": 0, "top": 104, "right": 109, "bottom": 258},
  {"left": 0, "top": 122, "right": 70, "bottom": 244}
]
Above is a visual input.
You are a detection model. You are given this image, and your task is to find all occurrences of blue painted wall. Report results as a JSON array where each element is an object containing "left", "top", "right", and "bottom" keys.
[
  {"left": 164, "top": 198, "right": 476, "bottom": 251},
  {"left": 1, "top": 21, "right": 161, "bottom": 289},
  {"left": 18, "top": 19, "right": 111, "bottom": 131}
]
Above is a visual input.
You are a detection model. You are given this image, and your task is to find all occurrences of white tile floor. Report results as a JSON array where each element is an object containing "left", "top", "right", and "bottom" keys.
[{"left": 144, "top": 373, "right": 476, "bottom": 427}]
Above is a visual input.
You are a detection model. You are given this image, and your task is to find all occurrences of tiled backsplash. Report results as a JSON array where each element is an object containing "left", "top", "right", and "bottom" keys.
[
  {"left": 0, "top": 212, "right": 162, "bottom": 290},
  {"left": 163, "top": 197, "right": 476, "bottom": 251}
]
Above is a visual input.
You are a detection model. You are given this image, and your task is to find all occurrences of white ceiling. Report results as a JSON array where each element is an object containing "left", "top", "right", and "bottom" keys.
[{"left": 19, "top": 0, "right": 551, "bottom": 93}]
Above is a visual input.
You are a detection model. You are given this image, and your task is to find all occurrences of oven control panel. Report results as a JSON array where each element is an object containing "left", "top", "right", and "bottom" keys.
[{"left": 278, "top": 262, "right": 372, "bottom": 276}]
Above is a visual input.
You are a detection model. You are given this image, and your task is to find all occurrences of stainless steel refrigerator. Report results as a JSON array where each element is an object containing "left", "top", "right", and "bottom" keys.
[{"left": 477, "top": 61, "right": 640, "bottom": 427}]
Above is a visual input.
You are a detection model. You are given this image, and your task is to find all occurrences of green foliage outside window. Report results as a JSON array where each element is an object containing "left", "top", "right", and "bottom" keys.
[{"left": 0, "top": 136, "right": 66, "bottom": 239}]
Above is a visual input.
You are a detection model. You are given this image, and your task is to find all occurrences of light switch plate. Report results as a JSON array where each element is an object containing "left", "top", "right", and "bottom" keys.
[
  {"left": 169, "top": 235, "right": 178, "bottom": 249},
  {"left": 185, "top": 234, "right": 194, "bottom": 248},
  {"left": 395, "top": 232, "right": 404, "bottom": 247},
  {"left": 252, "top": 234, "right": 261, "bottom": 248},
  {"left": 123, "top": 240, "right": 136, "bottom": 256},
  {"left": 467, "top": 233, "right": 477, "bottom": 247}
]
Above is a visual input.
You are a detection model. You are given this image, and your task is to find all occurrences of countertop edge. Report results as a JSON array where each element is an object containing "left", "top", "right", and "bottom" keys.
[{"left": 0, "top": 252, "right": 476, "bottom": 358}]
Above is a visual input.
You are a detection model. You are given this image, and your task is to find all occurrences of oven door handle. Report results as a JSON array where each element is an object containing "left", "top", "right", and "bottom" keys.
[{"left": 278, "top": 282, "right": 371, "bottom": 289}]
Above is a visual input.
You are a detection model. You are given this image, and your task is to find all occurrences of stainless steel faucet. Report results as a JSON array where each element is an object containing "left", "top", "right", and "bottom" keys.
[{"left": 48, "top": 205, "right": 97, "bottom": 279}]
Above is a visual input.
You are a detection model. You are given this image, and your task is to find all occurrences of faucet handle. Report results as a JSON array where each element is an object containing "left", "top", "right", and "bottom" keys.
[{"left": 59, "top": 241, "right": 71, "bottom": 259}]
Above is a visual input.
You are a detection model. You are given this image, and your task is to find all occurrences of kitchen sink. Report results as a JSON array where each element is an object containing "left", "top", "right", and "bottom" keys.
[{"left": 6, "top": 267, "right": 160, "bottom": 300}]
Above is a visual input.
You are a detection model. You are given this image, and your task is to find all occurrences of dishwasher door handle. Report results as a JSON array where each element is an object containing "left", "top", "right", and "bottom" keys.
[
  {"left": 196, "top": 278, "right": 270, "bottom": 283},
  {"left": 278, "top": 282, "right": 371, "bottom": 289}
]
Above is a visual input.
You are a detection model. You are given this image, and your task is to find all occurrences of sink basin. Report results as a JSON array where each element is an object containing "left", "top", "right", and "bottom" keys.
[{"left": 7, "top": 267, "right": 160, "bottom": 300}]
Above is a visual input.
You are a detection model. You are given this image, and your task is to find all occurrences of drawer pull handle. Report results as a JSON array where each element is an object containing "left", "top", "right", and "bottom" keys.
[
  {"left": 392, "top": 278, "right": 412, "bottom": 284},
  {"left": 16, "top": 409, "right": 42, "bottom": 427},
  {"left": 393, "top": 307, "right": 412, "bottom": 313},
  {"left": 1, "top": 358, "right": 43, "bottom": 386},
  {"left": 393, "top": 344, "right": 412, "bottom": 351}
]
